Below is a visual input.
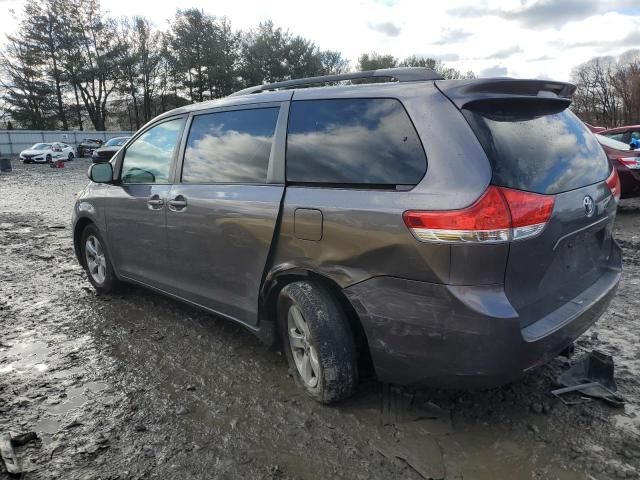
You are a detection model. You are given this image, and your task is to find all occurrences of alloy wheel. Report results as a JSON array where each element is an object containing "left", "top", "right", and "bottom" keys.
[
  {"left": 287, "top": 305, "right": 320, "bottom": 388},
  {"left": 85, "top": 235, "right": 107, "bottom": 285}
]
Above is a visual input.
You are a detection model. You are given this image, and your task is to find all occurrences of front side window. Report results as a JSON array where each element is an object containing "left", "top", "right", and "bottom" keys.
[
  {"left": 121, "top": 118, "right": 184, "bottom": 184},
  {"left": 182, "top": 107, "right": 279, "bottom": 184},
  {"left": 286, "top": 98, "right": 427, "bottom": 186}
]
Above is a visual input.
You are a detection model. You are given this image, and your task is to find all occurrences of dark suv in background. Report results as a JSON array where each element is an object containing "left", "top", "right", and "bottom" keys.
[
  {"left": 77, "top": 138, "right": 104, "bottom": 158},
  {"left": 92, "top": 136, "right": 131, "bottom": 163},
  {"left": 73, "top": 68, "right": 622, "bottom": 403}
]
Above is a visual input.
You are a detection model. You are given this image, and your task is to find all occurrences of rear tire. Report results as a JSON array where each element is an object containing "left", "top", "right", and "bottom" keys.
[
  {"left": 81, "top": 224, "right": 120, "bottom": 293},
  {"left": 67, "top": 152, "right": 74, "bottom": 161},
  {"left": 278, "top": 280, "right": 358, "bottom": 403},
  {"left": 45, "top": 154, "right": 52, "bottom": 163}
]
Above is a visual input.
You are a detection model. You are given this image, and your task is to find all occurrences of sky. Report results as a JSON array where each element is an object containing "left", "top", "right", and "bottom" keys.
[{"left": 1, "top": 0, "right": 640, "bottom": 81}]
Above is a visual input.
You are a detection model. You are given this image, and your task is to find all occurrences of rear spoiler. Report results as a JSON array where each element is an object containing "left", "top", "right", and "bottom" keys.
[{"left": 435, "top": 78, "right": 576, "bottom": 110}]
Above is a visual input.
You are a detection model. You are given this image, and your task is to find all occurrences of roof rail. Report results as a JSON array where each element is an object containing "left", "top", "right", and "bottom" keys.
[{"left": 229, "top": 67, "right": 444, "bottom": 97}]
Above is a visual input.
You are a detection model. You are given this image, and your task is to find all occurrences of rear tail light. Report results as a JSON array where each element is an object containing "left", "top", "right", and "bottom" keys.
[
  {"left": 612, "top": 156, "right": 640, "bottom": 170},
  {"left": 403, "top": 186, "right": 554, "bottom": 244},
  {"left": 606, "top": 167, "right": 621, "bottom": 203}
]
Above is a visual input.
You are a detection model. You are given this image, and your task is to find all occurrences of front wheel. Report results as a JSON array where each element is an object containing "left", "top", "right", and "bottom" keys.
[
  {"left": 67, "top": 152, "right": 74, "bottom": 161},
  {"left": 45, "top": 154, "right": 52, "bottom": 163},
  {"left": 81, "top": 224, "right": 120, "bottom": 293},
  {"left": 278, "top": 281, "right": 358, "bottom": 403}
]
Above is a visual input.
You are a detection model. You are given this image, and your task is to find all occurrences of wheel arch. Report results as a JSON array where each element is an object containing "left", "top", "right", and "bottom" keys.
[
  {"left": 260, "top": 267, "right": 374, "bottom": 376},
  {"left": 73, "top": 216, "right": 94, "bottom": 267}
]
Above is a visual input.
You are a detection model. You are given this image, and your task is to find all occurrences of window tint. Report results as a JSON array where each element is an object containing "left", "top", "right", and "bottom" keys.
[
  {"left": 604, "top": 132, "right": 625, "bottom": 142},
  {"left": 286, "top": 99, "right": 426, "bottom": 186},
  {"left": 182, "top": 108, "right": 279, "bottom": 184},
  {"left": 463, "top": 105, "right": 610, "bottom": 194},
  {"left": 122, "top": 118, "right": 184, "bottom": 184}
]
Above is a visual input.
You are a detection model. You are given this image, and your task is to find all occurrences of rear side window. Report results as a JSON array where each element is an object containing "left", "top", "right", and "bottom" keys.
[
  {"left": 463, "top": 104, "right": 610, "bottom": 194},
  {"left": 286, "top": 98, "right": 426, "bottom": 187},
  {"left": 182, "top": 107, "right": 279, "bottom": 184},
  {"left": 604, "top": 132, "right": 625, "bottom": 142}
]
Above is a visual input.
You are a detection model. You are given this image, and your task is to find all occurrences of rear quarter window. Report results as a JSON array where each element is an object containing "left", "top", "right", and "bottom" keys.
[
  {"left": 286, "top": 98, "right": 426, "bottom": 187},
  {"left": 463, "top": 105, "right": 610, "bottom": 194}
]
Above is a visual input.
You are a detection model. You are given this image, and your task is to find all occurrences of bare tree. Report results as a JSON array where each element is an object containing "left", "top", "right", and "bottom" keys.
[
  {"left": 58, "top": 0, "right": 122, "bottom": 130},
  {"left": 571, "top": 50, "right": 640, "bottom": 127}
]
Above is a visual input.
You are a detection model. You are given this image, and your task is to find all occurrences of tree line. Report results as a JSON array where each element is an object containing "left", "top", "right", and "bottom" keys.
[
  {"left": 0, "top": 0, "right": 473, "bottom": 131},
  {"left": 571, "top": 49, "right": 640, "bottom": 128}
]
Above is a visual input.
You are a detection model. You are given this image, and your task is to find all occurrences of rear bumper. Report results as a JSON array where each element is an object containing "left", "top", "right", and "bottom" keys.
[{"left": 344, "top": 242, "right": 622, "bottom": 388}]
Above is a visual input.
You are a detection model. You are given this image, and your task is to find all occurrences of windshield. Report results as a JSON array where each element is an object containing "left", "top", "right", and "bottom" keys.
[
  {"left": 105, "top": 137, "right": 129, "bottom": 147},
  {"left": 31, "top": 143, "right": 51, "bottom": 150}
]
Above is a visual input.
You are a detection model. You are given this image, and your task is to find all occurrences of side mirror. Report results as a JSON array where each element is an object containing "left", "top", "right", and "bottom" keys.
[{"left": 88, "top": 162, "right": 113, "bottom": 183}]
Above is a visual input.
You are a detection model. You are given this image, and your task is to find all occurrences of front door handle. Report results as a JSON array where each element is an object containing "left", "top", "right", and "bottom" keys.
[
  {"left": 147, "top": 195, "right": 164, "bottom": 210},
  {"left": 168, "top": 195, "right": 188, "bottom": 212}
]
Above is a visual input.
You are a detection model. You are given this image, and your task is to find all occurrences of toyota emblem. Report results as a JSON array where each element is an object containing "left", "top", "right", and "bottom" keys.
[{"left": 583, "top": 195, "right": 595, "bottom": 218}]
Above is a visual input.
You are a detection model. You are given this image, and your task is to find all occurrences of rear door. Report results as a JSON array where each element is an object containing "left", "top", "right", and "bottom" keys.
[
  {"left": 461, "top": 100, "right": 616, "bottom": 326},
  {"left": 166, "top": 103, "right": 287, "bottom": 325}
]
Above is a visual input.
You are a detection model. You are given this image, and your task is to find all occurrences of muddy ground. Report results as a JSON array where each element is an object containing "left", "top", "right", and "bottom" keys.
[{"left": 1, "top": 157, "right": 640, "bottom": 480}]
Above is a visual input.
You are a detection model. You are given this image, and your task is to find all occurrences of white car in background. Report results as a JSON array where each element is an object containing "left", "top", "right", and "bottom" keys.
[{"left": 20, "top": 142, "right": 75, "bottom": 164}]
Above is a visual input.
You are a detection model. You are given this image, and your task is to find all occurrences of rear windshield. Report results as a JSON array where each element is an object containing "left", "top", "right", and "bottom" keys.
[{"left": 463, "top": 104, "right": 610, "bottom": 194}]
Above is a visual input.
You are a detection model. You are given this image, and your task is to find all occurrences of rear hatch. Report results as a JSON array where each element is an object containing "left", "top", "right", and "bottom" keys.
[{"left": 437, "top": 79, "right": 619, "bottom": 326}]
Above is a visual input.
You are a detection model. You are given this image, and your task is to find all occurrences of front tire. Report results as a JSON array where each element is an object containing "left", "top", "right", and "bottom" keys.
[
  {"left": 67, "top": 152, "right": 74, "bottom": 161},
  {"left": 278, "top": 281, "right": 358, "bottom": 403},
  {"left": 81, "top": 224, "right": 120, "bottom": 293},
  {"left": 45, "top": 154, "right": 52, "bottom": 163}
]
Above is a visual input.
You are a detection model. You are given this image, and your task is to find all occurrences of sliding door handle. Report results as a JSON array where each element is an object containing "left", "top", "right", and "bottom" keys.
[{"left": 168, "top": 195, "right": 188, "bottom": 211}]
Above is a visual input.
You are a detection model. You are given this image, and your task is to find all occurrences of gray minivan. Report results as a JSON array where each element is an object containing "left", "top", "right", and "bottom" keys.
[{"left": 73, "top": 68, "right": 622, "bottom": 403}]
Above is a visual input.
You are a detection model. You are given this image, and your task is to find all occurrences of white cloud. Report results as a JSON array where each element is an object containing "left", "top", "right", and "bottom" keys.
[{"left": 1, "top": 0, "right": 639, "bottom": 81}]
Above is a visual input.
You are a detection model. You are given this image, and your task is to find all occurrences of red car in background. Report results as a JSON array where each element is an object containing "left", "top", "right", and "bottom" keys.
[
  {"left": 595, "top": 134, "right": 640, "bottom": 199},
  {"left": 599, "top": 124, "right": 640, "bottom": 146}
]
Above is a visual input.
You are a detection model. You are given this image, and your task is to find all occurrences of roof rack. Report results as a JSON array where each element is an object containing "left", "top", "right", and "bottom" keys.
[{"left": 229, "top": 67, "right": 444, "bottom": 97}]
